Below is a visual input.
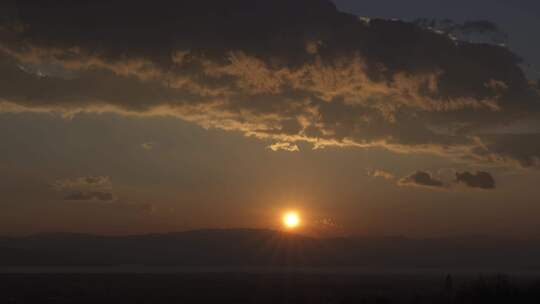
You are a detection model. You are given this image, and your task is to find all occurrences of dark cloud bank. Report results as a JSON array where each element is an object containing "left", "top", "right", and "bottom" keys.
[
  {"left": 455, "top": 171, "right": 496, "bottom": 189},
  {"left": 1, "top": 0, "right": 540, "bottom": 168},
  {"left": 397, "top": 170, "right": 496, "bottom": 190},
  {"left": 398, "top": 171, "right": 445, "bottom": 189}
]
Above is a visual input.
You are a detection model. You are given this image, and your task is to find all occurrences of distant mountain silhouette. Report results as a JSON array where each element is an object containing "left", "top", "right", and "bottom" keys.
[{"left": 1, "top": 229, "right": 540, "bottom": 269}]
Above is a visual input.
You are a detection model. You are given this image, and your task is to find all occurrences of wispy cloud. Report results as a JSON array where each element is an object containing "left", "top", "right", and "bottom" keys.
[
  {"left": 367, "top": 169, "right": 395, "bottom": 180},
  {"left": 268, "top": 142, "right": 300, "bottom": 152}
]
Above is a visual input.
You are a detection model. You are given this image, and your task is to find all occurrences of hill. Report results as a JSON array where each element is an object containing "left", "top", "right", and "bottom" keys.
[{"left": 1, "top": 229, "right": 540, "bottom": 269}]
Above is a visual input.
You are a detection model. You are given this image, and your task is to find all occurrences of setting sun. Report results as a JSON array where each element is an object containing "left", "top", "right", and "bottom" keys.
[{"left": 283, "top": 212, "right": 301, "bottom": 229}]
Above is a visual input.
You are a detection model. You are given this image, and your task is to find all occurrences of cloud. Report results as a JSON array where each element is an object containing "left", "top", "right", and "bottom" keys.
[
  {"left": 54, "top": 176, "right": 153, "bottom": 211},
  {"left": 398, "top": 171, "right": 446, "bottom": 189},
  {"left": 469, "top": 134, "right": 540, "bottom": 168},
  {"left": 368, "top": 169, "right": 395, "bottom": 180},
  {"left": 55, "top": 176, "right": 112, "bottom": 191},
  {"left": 1, "top": 0, "right": 539, "bottom": 168},
  {"left": 55, "top": 176, "right": 115, "bottom": 202},
  {"left": 315, "top": 217, "right": 342, "bottom": 230},
  {"left": 455, "top": 171, "right": 496, "bottom": 190},
  {"left": 268, "top": 142, "right": 300, "bottom": 152},
  {"left": 414, "top": 19, "right": 508, "bottom": 44}
]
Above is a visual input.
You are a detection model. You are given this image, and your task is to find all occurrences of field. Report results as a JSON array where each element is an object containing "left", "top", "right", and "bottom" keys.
[{"left": 1, "top": 272, "right": 540, "bottom": 303}]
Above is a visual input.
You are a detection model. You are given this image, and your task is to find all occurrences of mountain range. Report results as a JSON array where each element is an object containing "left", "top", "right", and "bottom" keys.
[{"left": 1, "top": 229, "right": 540, "bottom": 269}]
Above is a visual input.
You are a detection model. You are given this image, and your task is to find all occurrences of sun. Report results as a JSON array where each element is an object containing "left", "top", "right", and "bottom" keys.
[{"left": 283, "top": 211, "right": 301, "bottom": 229}]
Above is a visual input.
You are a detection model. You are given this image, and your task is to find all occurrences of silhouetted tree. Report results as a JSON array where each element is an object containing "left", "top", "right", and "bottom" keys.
[{"left": 445, "top": 274, "right": 453, "bottom": 292}]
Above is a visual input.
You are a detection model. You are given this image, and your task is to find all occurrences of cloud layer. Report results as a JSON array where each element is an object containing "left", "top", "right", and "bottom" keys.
[{"left": 1, "top": 0, "right": 539, "bottom": 168}]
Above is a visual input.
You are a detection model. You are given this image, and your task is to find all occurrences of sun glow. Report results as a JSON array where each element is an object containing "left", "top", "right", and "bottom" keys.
[{"left": 283, "top": 211, "right": 301, "bottom": 229}]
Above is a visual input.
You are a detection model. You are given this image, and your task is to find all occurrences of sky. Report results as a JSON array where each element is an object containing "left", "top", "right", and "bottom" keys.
[{"left": 1, "top": 0, "right": 540, "bottom": 238}]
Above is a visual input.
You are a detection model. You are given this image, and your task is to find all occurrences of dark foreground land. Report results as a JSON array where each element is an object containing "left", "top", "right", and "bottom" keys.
[{"left": 1, "top": 272, "right": 540, "bottom": 304}]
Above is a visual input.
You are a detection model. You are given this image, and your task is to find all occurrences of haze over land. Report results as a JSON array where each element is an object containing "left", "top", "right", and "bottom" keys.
[{"left": 1, "top": 229, "right": 540, "bottom": 271}]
